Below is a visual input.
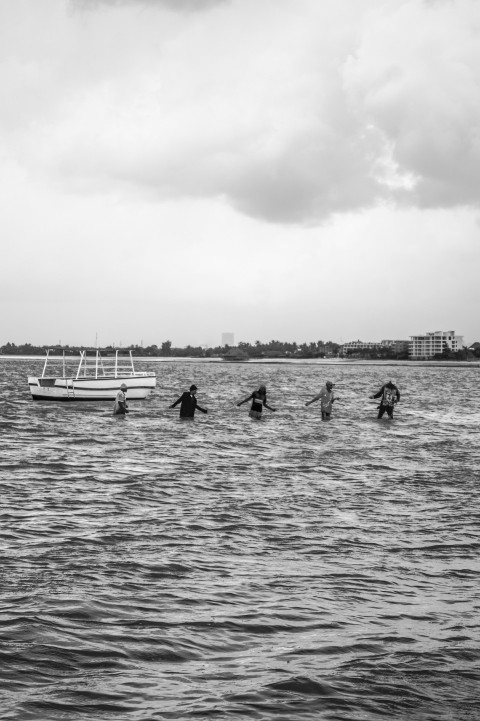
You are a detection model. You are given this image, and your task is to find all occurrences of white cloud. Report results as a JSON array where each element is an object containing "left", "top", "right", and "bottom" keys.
[
  {"left": 343, "top": 0, "right": 480, "bottom": 209},
  {"left": 71, "top": 0, "right": 226, "bottom": 10},
  {"left": 2, "top": 0, "right": 479, "bottom": 225}
]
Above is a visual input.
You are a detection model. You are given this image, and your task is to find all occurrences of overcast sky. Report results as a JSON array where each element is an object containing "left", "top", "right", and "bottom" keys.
[{"left": 1, "top": 0, "right": 479, "bottom": 348}]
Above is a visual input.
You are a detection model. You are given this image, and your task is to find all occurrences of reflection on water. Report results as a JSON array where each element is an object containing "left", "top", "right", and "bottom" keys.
[{"left": 1, "top": 359, "right": 479, "bottom": 720}]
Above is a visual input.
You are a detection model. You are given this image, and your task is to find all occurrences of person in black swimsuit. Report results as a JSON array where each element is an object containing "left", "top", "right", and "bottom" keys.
[
  {"left": 237, "top": 385, "right": 276, "bottom": 419},
  {"left": 170, "top": 384, "right": 208, "bottom": 419}
]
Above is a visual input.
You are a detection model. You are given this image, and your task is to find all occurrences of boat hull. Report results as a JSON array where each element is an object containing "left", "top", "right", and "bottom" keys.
[{"left": 28, "top": 375, "right": 156, "bottom": 401}]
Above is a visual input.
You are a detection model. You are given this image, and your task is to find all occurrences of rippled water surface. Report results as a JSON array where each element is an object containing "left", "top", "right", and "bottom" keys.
[{"left": 1, "top": 359, "right": 479, "bottom": 720}]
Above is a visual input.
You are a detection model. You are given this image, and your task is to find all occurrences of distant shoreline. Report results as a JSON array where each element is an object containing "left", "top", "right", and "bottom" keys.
[{"left": 2, "top": 355, "right": 479, "bottom": 368}]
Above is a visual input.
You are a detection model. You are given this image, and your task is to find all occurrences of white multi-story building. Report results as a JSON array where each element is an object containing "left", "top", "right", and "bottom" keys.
[{"left": 409, "top": 331, "right": 463, "bottom": 359}]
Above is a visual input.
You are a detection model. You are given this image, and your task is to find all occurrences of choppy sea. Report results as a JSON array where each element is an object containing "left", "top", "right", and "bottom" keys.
[{"left": 1, "top": 358, "right": 479, "bottom": 721}]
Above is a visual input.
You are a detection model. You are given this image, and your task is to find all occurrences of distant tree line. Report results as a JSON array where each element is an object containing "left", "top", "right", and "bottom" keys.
[
  {"left": 1, "top": 342, "right": 49, "bottom": 355},
  {"left": 0, "top": 339, "right": 340, "bottom": 358},
  {"left": 1, "top": 339, "right": 478, "bottom": 360}
]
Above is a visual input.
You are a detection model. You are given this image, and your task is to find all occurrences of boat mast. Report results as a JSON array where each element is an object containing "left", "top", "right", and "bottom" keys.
[
  {"left": 41, "top": 349, "right": 50, "bottom": 379},
  {"left": 76, "top": 351, "right": 84, "bottom": 380}
]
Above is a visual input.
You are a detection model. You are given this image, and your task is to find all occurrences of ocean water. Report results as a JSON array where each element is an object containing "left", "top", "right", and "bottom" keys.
[{"left": 1, "top": 358, "right": 479, "bottom": 721}]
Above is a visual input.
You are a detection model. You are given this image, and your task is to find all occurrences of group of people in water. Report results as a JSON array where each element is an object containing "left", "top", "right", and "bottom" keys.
[{"left": 113, "top": 380, "right": 401, "bottom": 420}]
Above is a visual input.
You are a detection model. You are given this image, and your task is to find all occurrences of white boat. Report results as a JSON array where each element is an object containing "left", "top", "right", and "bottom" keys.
[{"left": 28, "top": 349, "right": 156, "bottom": 401}]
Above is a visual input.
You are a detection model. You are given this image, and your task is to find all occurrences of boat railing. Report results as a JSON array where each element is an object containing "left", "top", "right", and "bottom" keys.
[
  {"left": 75, "top": 350, "right": 148, "bottom": 379},
  {"left": 40, "top": 349, "right": 149, "bottom": 379},
  {"left": 41, "top": 349, "right": 78, "bottom": 378}
]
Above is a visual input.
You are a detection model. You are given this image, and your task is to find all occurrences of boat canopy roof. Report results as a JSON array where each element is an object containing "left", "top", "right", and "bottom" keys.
[{"left": 43, "top": 348, "right": 138, "bottom": 357}]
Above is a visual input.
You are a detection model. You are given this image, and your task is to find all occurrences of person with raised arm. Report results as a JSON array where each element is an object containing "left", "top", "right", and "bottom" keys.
[
  {"left": 370, "top": 380, "right": 400, "bottom": 419},
  {"left": 305, "top": 380, "right": 337, "bottom": 421},
  {"left": 237, "top": 385, "right": 276, "bottom": 419},
  {"left": 170, "top": 384, "right": 208, "bottom": 419}
]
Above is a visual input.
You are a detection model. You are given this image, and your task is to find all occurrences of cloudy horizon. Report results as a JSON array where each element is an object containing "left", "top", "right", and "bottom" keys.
[{"left": 1, "top": 0, "right": 479, "bottom": 348}]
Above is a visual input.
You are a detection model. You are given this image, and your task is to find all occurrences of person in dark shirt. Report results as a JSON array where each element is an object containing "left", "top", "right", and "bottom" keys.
[
  {"left": 370, "top": 381, "right": 400, "bottom": 419},
  {"left": 170, "top": 384, "right": 208, "bottom": 419},
  {"left": 237, "top": 385, "right": 276, "bottom": 419}
]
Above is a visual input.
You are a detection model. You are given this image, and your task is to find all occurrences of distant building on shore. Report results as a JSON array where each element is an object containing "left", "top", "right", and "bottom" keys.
[
  {"left": 221, "top": 332, "right": 234, "bottom": 347},
  {"left": 380, "top": 339, "right": 410, "bottom": 354},
  {"left": 341, "top": 339, "right": 409, "bottom": 356},
  {"left": 341, "top": 340, "right": 381, "bottom": 353},
  {"left": 409, "top": 331, "right": 463, "bottom": 359},
  {"left": 317, "top": 342, "right": 338, "bottom": 356},
  {"left": 340, "top": 339, "right": 407, "bottom": 352}
]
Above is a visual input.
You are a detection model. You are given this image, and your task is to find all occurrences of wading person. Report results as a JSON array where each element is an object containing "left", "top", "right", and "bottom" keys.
[
  {"left": 370, "top": 380, "right": 400, "bottom": 419},
  {"left": 113, "top": 383, "right": 129, "bottom": 415},
  {"left": 305, "top": 380, "right": 337, "bottom": 420},
  {"left": 237, "top": 384, "right": 276, "bottom": 419},
  {"left": 170, "top": 384, "right": 207, "bottom": 419}
]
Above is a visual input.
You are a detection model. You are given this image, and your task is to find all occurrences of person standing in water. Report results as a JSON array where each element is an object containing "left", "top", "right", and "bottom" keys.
[
  {"left": 305, "top": 380, "right": 337, "bottom": 420},
  {"left": 237, "top": 385, "right": 276, "bottom": 419},
  {"left": 113, "top": 383, "right": 129, "bottom": 415},
  {"left": 370, "top": 380, "right": 400, "bottom": 419},
  {"left": 170, "top": 384, "right": 208, "bottom": 419}
]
